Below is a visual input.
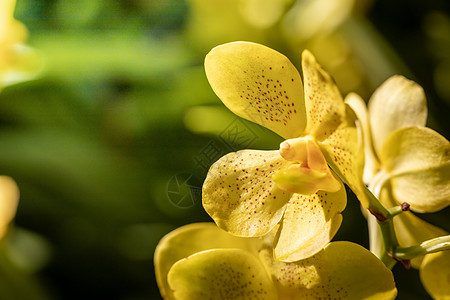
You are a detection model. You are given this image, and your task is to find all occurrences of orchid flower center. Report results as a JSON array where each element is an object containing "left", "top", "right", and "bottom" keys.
[{"left": 273, "top": 137, "right": 341, "bottom": 194}]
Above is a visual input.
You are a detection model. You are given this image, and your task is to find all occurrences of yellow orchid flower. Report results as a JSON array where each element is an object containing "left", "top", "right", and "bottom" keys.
[
  {"left": 203, "top": 41, "right": 367, "bottom": 261},
  {"left": 346, "top": 75, "right": 450, "bottom": 298},
  {"left": 346, "top": 75, "right": 450, "bottom": 213},
  {"left": 0, "top": 0, "right": 40, "bottom": 89},
  {"left": 155, "top": 223, "right": 397, "bottom": 300}
]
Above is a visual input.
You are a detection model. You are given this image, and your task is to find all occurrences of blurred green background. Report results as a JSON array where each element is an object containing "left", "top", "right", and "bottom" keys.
[{"left": 0, "top": 0, "right": 449, "bottom": 299}]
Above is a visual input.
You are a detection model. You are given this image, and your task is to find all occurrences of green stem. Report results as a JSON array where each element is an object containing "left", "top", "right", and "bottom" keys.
[
  {"left": 364, "top": 185, "right": 390, "bottom": 221},
  {"left": 364, "top": 185, "right": 402, "bottom": 268},
  {"left": 377, "top": 219, "right": 398, "bottom": 269},
  {"left": 387, "top": 202, "right": 410, "bottom": 217},
  {"left": 393, "top": 235, "right": 450, "bottom": 260}
]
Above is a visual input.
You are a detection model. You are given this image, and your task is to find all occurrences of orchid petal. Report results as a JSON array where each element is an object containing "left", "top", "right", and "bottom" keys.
[
  {"left": 345, "top": 92, "right": 380, "bottom": 184},
  {"left": 368, "top": 75, "right": 427, "bottom": 156},
  {"left": 319, "top": 109, "right": 368, "bottom": 207},
  {"left": 274, "top": 183, "right": 346, "bottom": 262},
  {"left": 380, "top": 126, "right": 450, "bottom": 212},
  {"left": 168, "top": 249, "right": 277, "bottom": 300},
  {"left": 205, "top": 41, "right": 307, "bottom": 139},
  {"left": 420, "top": 250, "right": 450, "bottom": 300},
  {"left": 261, "top": 241, "right": 397, "bottom": 299},
  {"left": 155, "top": 223, "right": 261, "bottom": 300},
  {"left": 202, "top": 150, "right": 292, "bottom": 237},
  {"left": 302, "top": 49, "right": 345, "bottom": 140}
]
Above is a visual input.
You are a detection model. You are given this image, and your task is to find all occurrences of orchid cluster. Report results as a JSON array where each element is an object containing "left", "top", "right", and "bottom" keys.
[{"left": 155, "top": 42, "right": 450, "bottom": 299}]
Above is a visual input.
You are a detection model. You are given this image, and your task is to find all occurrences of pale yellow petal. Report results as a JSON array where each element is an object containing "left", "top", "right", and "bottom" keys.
[
  {"left": 345, "top": 92, "right": 380, "bottom": 184},
  {"left": 168, "top": 249, "right": 277, "bottom": 300},
  {"left": 319, "top": 109, "right": 368, "bottom": 207},
  {"left": 380, "top": 126, "right": 450, "bottom": 212},
  {"left": 202, "top": 150, "right": 292, "bottom": 237},
  {"left": 261, "top": 241, "right": 397, "bottom": 299},
  {"left": 274, "top": 182, "right": 346, "bottom": 261},
  {"left": 381, "top": 126, "right": 449, "bottom": 175},
  {"left": 302, "top": 49, "right": 346, "bottom": 140},
  {"left": 390, "top": 164, "right": 450, "bottom": 212},
  {"left": 369, "top": 75, "right": 427, "bottom": 156},
  {"left": 0, "top": 176, "right": 19, "bottom": 239},
  {"left": 420, "top": 250, "right": 450, "bottom": 299},
  {"left": 154, "top": 223, "right": 262, "bottom": 300},
  {"left": 205, "top": 41, "right": 306, "bottom": 139}
]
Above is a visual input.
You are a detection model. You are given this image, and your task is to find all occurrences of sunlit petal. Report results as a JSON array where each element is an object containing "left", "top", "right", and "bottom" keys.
[
  {"left": 302, "top": 49, "right": 346, "bottom": 140},
  {"left": 202, "top": 150, "right": 292, "bottom": 237},
  {"left": 390, "top": 164, "right": 450, "bottom": 213},
  {"left": 345, "top": 92, "right": 380, "bottom": 184},
  {"left": 155, "top": 223, "right": 262, "bottom": 300},
  {"left": 368, "top": 75, "right": 427, "bottom": 156},
  {"left": 261, "top": 241, "right": 397, "bottom": 299},
  {"left": 274, "top": 184, "right": 346, "bottom": 262},
  {"left": 380, "top": 126, "right": 450, "bottom": 212},
  {"left": 420, "top": 250, "right": 450, "bottom": 300},
  {"left": 205, "top": 41, "right": 307, "bottom": 139},
  {"left": 168, "top": 249, "right": 277, "bottom": 300},
  {"left": 381, "top": 126, "right": 449, "bottom": 175},
  {"left": 319, "top": 111, "right": 368, "bottom": 207}
]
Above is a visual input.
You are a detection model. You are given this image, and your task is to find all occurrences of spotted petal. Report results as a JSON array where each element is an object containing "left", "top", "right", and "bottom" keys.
[
  {"left": 381, "top": 126, "right": 450, "bottom": 212},
  {"left": 420, "top": 250, "right": 450, "bottom": 300},
  {"left": 168, "top": 249, "right": 277, "bottom": 300},
  {"left": 155, "top": 223, "right": 262, "bottom": 300},
  {"left": 319, "top": 108, "right": 368, "bottom": 207},
  {"left": 274, "top": 180, "right": 346, "bottom": 261},
  {"left": 205, "top": 41, "right": 307, "bottom": 139},
  {"left": 260, "top": 241, "right": 397, "bottom": 299},
  {"left": 368, "top": 75, "right": 427, "bottom": 157},
  {"left": 203, "top": 150, "right": 292, "bottom": 237},
  {"left": 302, "top": 49, "right": 346, "bottom": 140}
]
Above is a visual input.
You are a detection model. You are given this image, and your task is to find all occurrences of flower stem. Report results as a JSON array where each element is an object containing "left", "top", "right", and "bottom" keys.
[
  {"left": 387, "top": 202, "right": 410, "bottom": 217},
  {"left": 393, "top": 235, "right": 450, "bottom": 260},
  {"left": 364, "top": 185, "right": 390, "bottom": 221}
]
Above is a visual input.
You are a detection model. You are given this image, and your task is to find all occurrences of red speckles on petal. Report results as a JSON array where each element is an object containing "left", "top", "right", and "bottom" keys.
[
  {"left": 302, "top": 50, "right": 345, "bottom": 140},
  {"left": 320, "top": 125, "right": 367, "bottom": 207},
  {"left": 169, "top": 249, "right": 278, "bottom": 299},
  {"left": 204, "top": 42, "right": 307, "bottom": 139},
  {"left": 202, "top": 150, "right": 292, "bottom": 237},
  {"left": 274, "top": 184, "right": 346, "bottom": 262}
]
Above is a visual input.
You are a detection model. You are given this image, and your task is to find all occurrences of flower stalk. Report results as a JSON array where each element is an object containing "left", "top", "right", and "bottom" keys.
[{"left": 393, "top": 235, "right": 450, "bottom": 260}]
